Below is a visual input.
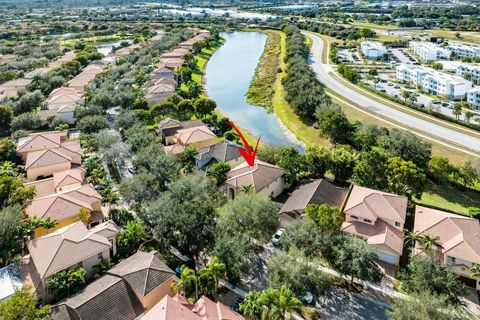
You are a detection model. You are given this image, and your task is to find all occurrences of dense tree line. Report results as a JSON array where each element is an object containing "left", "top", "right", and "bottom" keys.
[{"left": 282, "top": 24, "right": 331, "bottom": 119}]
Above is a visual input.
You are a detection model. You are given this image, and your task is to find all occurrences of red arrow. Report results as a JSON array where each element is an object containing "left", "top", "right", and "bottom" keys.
[{"left": 225, "top": 121, "right": 260, "bottom": 167}]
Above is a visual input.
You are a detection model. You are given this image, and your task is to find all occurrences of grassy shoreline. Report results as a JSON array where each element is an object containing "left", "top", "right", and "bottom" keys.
[{"left": 245, "top": 30, "right": 281, "bottom": 112}]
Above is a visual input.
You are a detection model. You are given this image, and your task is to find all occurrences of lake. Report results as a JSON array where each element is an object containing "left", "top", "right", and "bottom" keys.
[
  {"left": 97, "top": 39, "right": 134, "bottom": 56},
  {"left": 205, "top": 31, "right": 301, "bottom": 149}
]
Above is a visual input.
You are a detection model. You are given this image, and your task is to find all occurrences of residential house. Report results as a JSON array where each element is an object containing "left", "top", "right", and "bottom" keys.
[
  {"left": 409, "top": 41, "right": 451, "bottom": 61},
  {"left": 67, "top": 64, "right": 104, "bottom": 92},
  {"left": 25, "top": 167, "right": 86, "bottom": 199},
  {"left": 0, "top": 78, "right": 33, "bottom": 101},
  {"left": 161, "top": 58, "right": 184, "bottom": 71},
  {"left": 23, "top": 221, "right": 118, "bottom": 298},
  {"left": 194, "top": 141, "right": 243, "bottom": 171},
  {"left": 152, "top": 64, "right": 176, "bottom": 78},
  {"left": 360, "top": 41, "right": 388, "bottom": 60},
  {"left": 164, "top": 125, "right": 217, "bottom": 153},
  {"left": 16, "top": 131, "right": 68, "bottom": 161},
  {"left": 414, "top": 206, "right": 480, "bottom": 290},
  {"left": 144, "top": 83, "right": 176, "bottom": 106},
  {"left": 0, "top": 264, "right": 22, "bottom": 301},
  {"left": 37, "top": 87, "right": 85, "bottom": 123},
  {"left": 225, "top": 160, "right": 286, "bottom": 199},
  {"left": 341, "top": 186, "right": 408, "bottom": 265},
  {"left": 160, "top": 48, "right": 190, "bottom": 59},
  {"left": 141, "top": 294, "right": 245, "bottom": 320},
  {"left": 25, "top": 184, "right": 107, "bottom": 237},
  {"left": 157, "top": 118, "right": 202, "bottom": 145},
  {"left": 146, "top": 76, "right": 177, "bottom": 89},
  {"left": 24, "top": 140, "right": 82, "bottom": 182},
  {"left": 279, "top": 179, "right": 349, "bottom": 227},
  {"left": 51, "top": 251, "right": 177, "bottom": 320}
]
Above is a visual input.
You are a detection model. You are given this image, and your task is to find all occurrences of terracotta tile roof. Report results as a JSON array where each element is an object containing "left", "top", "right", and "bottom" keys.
[
  {"left": 47, "top": 87, "right": 83, "bottom": 105},
  {"left": 341, "top": 219, "right": 404, "bottom": 255},
  {"left": 89, "top": 220, "right": 120, "bottom": 239},
  {"left": 27, "top": 222, "right": 111, "bottom": 278},
  {"left": 280, "top": 179, "right": 349, "bottom": 215},
  {"left": 164, "top": 144, "right": 185, "bottom": 155},
  {"left": 226, "top": 160, "right": 285, "bottom": 192},
  {"left": 145, "top": 83, "right": 175, "bottom": 95},
  {"left": 25, "top": 168, "right": 85, "bottom": 199},
  {"left": 25, "top": 148, "right": 72, "bottom": 169},
  {"left": 141, "top": 295, "right": 201, "bottom": 320},
  {"left": 414, "top": 206, "right": 480, "bottom": 264},
  {"left": 175, "top": 125, "right": 217, "bottom": 145},
  {"left": 52, "top": 274, "right": 143, "bottom": 320},
  {"left": 193, "top": 295, "right": 245, "bottom": 320},
  {"left": 173, "top": 294, "right": 195, "bottom": 310},
  {"left": 17, "top": 131, "right": 67, "bottom": 153},
  {"left": 344, "top": 186, "right": 407, "bottom": 224},
  {"left": 158, "top": 117, "right": 181, "bottom": 131},
  {"left": 26, "top": 184, "right": 101, "bottom": 220},
  {"left": 106, "top": 251, "right": 176, "bottom": 296}
]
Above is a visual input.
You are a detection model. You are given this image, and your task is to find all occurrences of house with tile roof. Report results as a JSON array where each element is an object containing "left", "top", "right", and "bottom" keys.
[
  {"left": 24, "top": 221, "right": 118, "bottom": 298},
  {"left": 51, "top": 251, "right": 177, "bottom": 320},
  {"left": 340, "top": 185, "right": 408, "bottom": 265},
  {"left": 24, "top": 141, "right": 82, "bottom": 182},
  {"left": 174, "top": 125, "right": 217, "bottom": 148},
  {"left": 39, "top": 87, "right": 85, "bottom": 124},
  {"left": 16, "top": 131, "right": 68, "bottom": 161},
  {"left": 25, "top": 184, "right": 107, "bottom": 237},
  {"left": 144, "top": 83, "right": 176, "bottom": 106},
  {"left": 25, "top": 168, "right": 86, "bottom": 199},
  {"left": 141, "top": 294, "right": 245, "bottom": 320},
  {"left": 156, "top": 118, "right": 204, "bottom": 145},
  {"left": 279, "top": 179, "right": 349, "bottom": 226},
  {"left": 105, "top": 250, "right": 177, "bottom": 310},
  {"left": 194, "top": 141, "right": 243, "bottom": 171},
  {"left": 414, "top": 206, "right": 480, "bottom": 290},
  {"left": 225, "top": 160, "right": 286, "bottom": 199}
]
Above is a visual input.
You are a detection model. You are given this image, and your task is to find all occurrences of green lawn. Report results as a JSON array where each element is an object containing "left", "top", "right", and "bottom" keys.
[
  {"left": 245, "top": 30, "right": 281, "bottom": 111},
  {"left": 416, "top": 180, "right": 480, "bottom": 215},
  {"left": 350, "top": 21, "right": 398, "bottom": 30}
]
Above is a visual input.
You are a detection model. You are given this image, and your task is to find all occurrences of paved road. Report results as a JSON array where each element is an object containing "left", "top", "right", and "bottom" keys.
[{"left": 304, "top": 32, "right": 480, "bottom": 158}]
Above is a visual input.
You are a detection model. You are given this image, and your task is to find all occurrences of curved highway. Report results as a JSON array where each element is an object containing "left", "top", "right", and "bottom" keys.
[{"left": 304, "top": 32, "right": 480, "bottom": 158}]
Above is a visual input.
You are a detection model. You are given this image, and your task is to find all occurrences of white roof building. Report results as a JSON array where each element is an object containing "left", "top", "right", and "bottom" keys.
[
  {"left": 448, "top": 43, "right": 480, "bottom": 59},
  {"left": 409, "top": 41, "right": 451, "bottom": 62},
  {"left": 360, "top": 41, "right": 387, "bottom": 60}
]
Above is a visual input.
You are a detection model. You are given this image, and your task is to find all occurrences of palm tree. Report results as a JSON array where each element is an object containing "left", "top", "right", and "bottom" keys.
[
  {"left": 404, "top": 230, "right": 422, "bottom": 248},
  {"left": 117, "top": 220, "right": 149, "bottom": 257},
  {"left": 464, "top": 110, "right": 475, "bottom": 123},
  {"left": 470, "top": 263, "right": 480, "bottom": 279},
  {"left": 241, "top": 184, "right": 255, "bottom": 194},
  {"left": 205, "top": 256, "right": 226, "bottom": 294},
  {"left": 421, "top": 234, "right": 443, "bottom": 251},
  {"left": 275, "top": 285, "right": 303, "bottom": 318},
  {"left": 452, "top": 103, "right": 463, "bottom": 120},
  {"left": 40, "top": 218, "right": 58, "bottom": 232},
  {"left": 198, "top": 267, "right": 213, "bottom": 295},
  {"left": 172, "top": 266, "right": 199, "bottom": 300}
]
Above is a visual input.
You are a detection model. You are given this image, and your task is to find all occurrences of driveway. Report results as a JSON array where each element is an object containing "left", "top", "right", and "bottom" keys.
[
  {"left": 317, "top": 287, "right": 389, "bottom": 320},
  {"left": 303, "top": 31, "right": 480, "bottom": 158}
]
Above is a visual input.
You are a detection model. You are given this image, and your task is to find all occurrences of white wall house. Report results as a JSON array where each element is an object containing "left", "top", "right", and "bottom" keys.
[
  {"left": 409, "top": 41, "right": 451, "bottom": 61},
  {"left": 467, "top": 88, "right": 480, "bottom": 110},
  {"left": 396, "top": 64, "right": 472, "bottom": 100},
  {"left": 360, "top": 41, "right": 387, "bottom": 60},
  {"left": 457, "top": 63, "right": 480, "bottom": 83},
  {"left": 448, "top": 43, "right": 480, "bottom": 59}
]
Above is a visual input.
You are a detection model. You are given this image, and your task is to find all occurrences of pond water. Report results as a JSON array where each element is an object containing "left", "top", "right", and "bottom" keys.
[
  {"left": 97, "top": 39, "right": 134, "bottom": 56},
  {"left": 205, "top": 31, "right": 301, "bottom": 149}
]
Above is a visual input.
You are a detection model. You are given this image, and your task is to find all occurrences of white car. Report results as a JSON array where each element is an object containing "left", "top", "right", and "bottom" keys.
[{"left": 271, "top": 228, "right": 285, "bottom": 246}]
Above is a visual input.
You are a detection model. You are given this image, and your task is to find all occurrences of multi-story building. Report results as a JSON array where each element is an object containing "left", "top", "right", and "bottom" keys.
[
  {"left": 409, "top": 41, "right": 451, "bottom": 61},
  {"left": 457, "top": 63, "right": 480, "bottom": 84},
  {"left": 360, "top": 41, "right": 387, "bottom": 60},
  {"left": 467, "top": 88, "right": 480, "bottom": 110},
  {"left": 396, "top": 64, "right": 473, "bottom": 100},
  {"left": 447, "top": 43, "right": 480, "bottom": 59}
]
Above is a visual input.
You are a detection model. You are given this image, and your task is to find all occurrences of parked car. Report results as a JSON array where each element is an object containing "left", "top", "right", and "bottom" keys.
[
  {"left": 380, "top": 89, "right": 387, "bottom": 93},
  {"left": 231, "top": 297, "right": 244, "bottom": 312},
  {"left": 394, "top": 85, "right": 400, "bottom": 89},
  {"left": 432, "top": 100, "right": 441, "bottom": 104},
  {"left": 441, "top": 102, "right": 450, "bottom": 108},
  {"left": 302, "top": 292, "right": 316, "bottom": 306},
  {"left": 127, "top": 166, "right": 136, "bottom": 175},
  {"left": 387, "top": 82, "right": 394, "bottom": 86},
  {"left": 272, "top": 228, "right": 285, "bottom": 246}
]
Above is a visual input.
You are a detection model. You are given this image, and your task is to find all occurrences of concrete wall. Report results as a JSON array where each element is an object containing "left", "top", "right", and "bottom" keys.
[{"left": 258, "top": 177, "right": 286, "bottom": 198}]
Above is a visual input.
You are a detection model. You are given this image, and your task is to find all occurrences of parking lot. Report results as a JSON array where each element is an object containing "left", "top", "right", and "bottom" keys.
[{"left": 368, "top": 74, "right": 458, "bottom": 118}]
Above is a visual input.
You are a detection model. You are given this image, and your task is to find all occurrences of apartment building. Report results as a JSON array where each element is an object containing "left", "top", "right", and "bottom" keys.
[
  {"left": 467, "top": 88, "right": 480, "bottom": 110},
  {"left": 360, "top": 41, "right": 387, "bottom": 60},
  {"left": 409, "top": 41, "right": 451, "bottom": 61},
  {"left": 396, "top": 64, "right": 472, "bottom": 100},
  {"left": 457, "top": 63, "right": 480, "bottom": 83},
  {"left": 447, "top": 43, "right": 480, "bottom": 58}
]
